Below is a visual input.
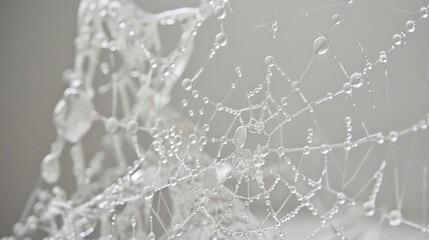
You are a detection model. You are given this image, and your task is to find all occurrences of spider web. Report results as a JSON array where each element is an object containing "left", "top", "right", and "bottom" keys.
[{"left": 5, "top": 0, "right": 429, "bottom": 240}]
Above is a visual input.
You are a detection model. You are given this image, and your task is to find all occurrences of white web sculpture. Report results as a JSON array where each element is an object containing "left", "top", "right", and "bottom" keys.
[{"left": 4, "top": 0, "right": 429, "bottom": 239}]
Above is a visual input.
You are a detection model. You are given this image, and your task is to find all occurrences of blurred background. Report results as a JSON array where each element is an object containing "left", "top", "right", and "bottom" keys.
[{"left": 1, "top": 0, "right": 429, "bottom": 238}]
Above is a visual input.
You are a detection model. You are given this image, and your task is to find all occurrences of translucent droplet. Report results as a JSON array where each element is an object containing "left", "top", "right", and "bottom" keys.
[
  {"left": 142, "top": 186, "right": 154, "bottom": 200},
  {"left": 182, "top": 78, "right": 193, "bottom": 91},
  {"left": 393, "top": 34, "right": 402, "bottom": 45},
  {"left": 292, "top": 81, "right": 300, "bottom": 90},
  {"left": 214, "top": 5, "right": 226, "bottom": 20},
  {"left": 173, "top": 224, "right": 183, "bottom": 236},
  {"left": 41, "top": 154, "right": 60, "bottom": 184},
  {"left": 54, "top": 89, "right": 94, "bottom": 143},
  {"left": 313, "top": 36, "right": 329, "bottom": 55},
  {"left": 126, "top": 120, "right": 138, "bottom": 134},
  {"left": 350, "top": 72, "right": 363, "bottom": 88},
  {"left": 215, "top": 32, "right": 227, "bottom": 47},
  {"left": 148, "top": 232, "right": 156, "bottom": 240},
  {"left": 343, "top": 82, "right": 352, "bottom": 94},
  {"left": 405, "top": 20, "right": 415, "bottom": 33},
  {"left": 307, "top": 128, "right": 313, "bottom": 136},
  {"left": 379, "top": 51, "right": 387, "bottom": 63},
  {"left": 389, "top": 131, "right": 398, "bottom": 142},
  {"left": 271, "top": 21, "right": 278, "bottom": 32},
  {"left": 363, "top": 201, "right": 375, "bottom": 216},
  {"left": 265, "top": 55, "right": 275, "bottom": 67},
  {"left": 320, "top": 144, "right": 329, "bottom": 154},
  {"left": 105, "top": 117, "right": 119, "bottom": 133},
  {"left": 337, "top": 192, "right": 346, "bottom": 205},
  {"left": 235, "top": 67, "right": 242, "bottom": 77},
  {"left": 234, "top": 126, "right": 247, "bottom": 148},
  {"left": 332, "top": 14, "right": 342, "bottom": 25},
  {"left": 280, "top": 97, "right": 288, "bottom": 106},
  {"left": 421, "top": 7, "right": 429, "bottom": 18},
  {"left": 388, "top": 209, "right": 403, "bottom": 226}
]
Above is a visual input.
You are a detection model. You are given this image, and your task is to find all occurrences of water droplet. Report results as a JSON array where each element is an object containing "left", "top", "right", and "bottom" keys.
[
  {"left": 148, "top": 232, "right": 156, "bottom": 240},
  {"left": 343, "top": 82, "right": 352, "bottom": 94},
  {"left": 41, "top": 154, "right": 60, "bottom": 184},
  {"left": 363, "top": 201, "right": 375, "bottom": 216},
  {"left": 235, "top": 67, "right": 242, "bottom": 77},
  {"left": 292, "top": 81, "right": 300, "bottom": 90},
  {"left": 332, "top": 14, "right": 342, "bottom": 25},
  {"left": 215, "top": 32, "right": 228, "bottom": 47},
  {"left": 105, "top": 117, "right": 119, "bottom": 133},
  {"left": 421, "top": 7, "right": 429, "bottom": 18},
  {"left": 280, "top": 97, "right": 288, "bottom": 106},
  {"left": 393, "top": 34, "right": 402, "bottom": 45},
  {"left": 313, "top": 36, "right": 329, "bottom": 55},
  {"left": 379, "top": 51, "right": 388, "bottom": 63},
  {"left": 350, "top": 72, "right": 363, "bottom": 88},
  {"left": 271, "top": 21, "right": 278, "bottom": 32},
  {"left": 320, "top": 144, "right": 329, "bottom": 154},
  {"left": 126, "top": 120, "right": 138, "bottom": 134},
  {"left": 389, "top": 131, "right": 398, "bottom": 142},
  {"left": 388, "top": 209, "right": 403, "bottom": 226},
  {"left": 337, "top": 192, "right": 346, "bottom": 205},
  {"left": 54, "top": 89, "right": 94, "bottom": 143},
  {"left": 307, "top": 128, "right": 314, "bottom": 136},
  {"left": 142, "top": 186, "right": 154, "bottom": 200},
  {"left": 182, "top": 78, "right": 193, "bottom": 91},
  {"left": 173, "top": 224, "right": 183, "bottom": 236},
  {"left": 214, "top": 5, "right": 226, "bottom": 20},
  {"left": 405, "top": 20, "right": 415, "bottom": 33},
  {"left": 234, "top": 126, "right": 247, "bottom": 148},
  {"left": 265, "top": 55, "right": 275, "bottom": 67}
]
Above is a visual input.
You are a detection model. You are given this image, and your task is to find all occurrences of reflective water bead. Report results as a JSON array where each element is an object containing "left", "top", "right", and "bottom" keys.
[
  {"left": 173, "top": 224, "right": 183, "bottom": 236},
  {"left": 182, "top": 99, "right": 188, "bottom": 107},
  {"left": 313, "top": 36, "right": 329, "bottom": 55},
  {"left": 332, "top": 14, "right": 342, "bottom": 25},
  {"left": 271, "top": 21, "right": 278, "bottom": 32},
  {"left": 265, "top": 55, "right": 275, "bottom": 67},
  {"left": 307, "top": 128, "right": 313, "bottom": 136},
  {"left": 421, "top": 7, "right": 429, "bottom": 18},
  {"left": 350, "top": 72, "right": 363, "bottom": 88},
  {"left": 363, "top": 201, "right": 375, "bottom": 216},
  {"left": 405, "top": 20, "right": 415, "bottom": 33},
  {"left": 379, "top": 51, "right": 387, "bottom": 63},
  {"left": 203, "top": 124, "right": 210, "bottom": 132},
  {"left": 280, "top": 97, "right": 288, "bottom": 106},
  {"left": 182, "top": 78, "right": 193, "bottom": 91},
  {"left": 105, "top": 117, "right": 119, "bottom": 133},
  {"left": 389, "top": 131, "right": 398, "bottom": 142},
  {"left": 41, "top": 153, "right": 60, "bottom": 184},
  {"left": 344, "top": 116, "right": 352, "bottom": 125},
  {"left": 215, "top": 32, "right": 228, "bottom": 47},
  {"left": 320, "top": 144, "right": 329, "bottom": 154},
  {"left": 235, "top": 67, "right": 242, "bottom": 77},
  {"left": 292, "top": 81, "right": 300, "bottom": 90},
  {"left": 393, "top": 34, "right": 402, "bottom": 45},
  {"left": 192, "top": 90, "right": 199, "bottom": 98},
  {"left": 343, "top": 82, "right": 352, "bottom": 94},
  {"left": 126, "top": 120, "right": 138, "bottom": 134},
  {"left": 337, "top": 192, "right": 346, "bottom": 205},
  {"left": 234, "top": 126, "right": 247, "bottom": 148},
  {"left": 388, "top": 209, "right": 403, "bottom": 226},
  {"left": 148, "top": 232, "right": 155, "bottom": 240},
  {"left": 214, "top": 5, "right": 226, "bottom": 20},
  {"left": 54, "top": 88, "right": 94, "bottom": 143},
  {"left": 142, "top": 186, "right": 154, "bottom": 200}
]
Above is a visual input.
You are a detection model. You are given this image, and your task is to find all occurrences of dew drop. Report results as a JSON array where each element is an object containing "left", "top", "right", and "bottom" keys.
[
  {"left": 234, "top": 126, "right": 247, "bottom": 148},
  {"left": 173, "top": 224, "right": 183, "bottom": 236},
  {"left": 215, "top": 32, "right": 228, "bottom": 47},
  {"left": 405, "top": 20, "right": 415, "bottom": 33},
  {"left": 350, "top": 72, "right": 363, "bottom": 88},
  {"left": 182, "top": 78, "right": 193, "bottom": 91},
  {"left": 332, "top": 14, "right": 342, "bottom": 25},
  {"left": 343, "top": 82, "right": 352, "bottom": 94},
  {"left": 363, "top": 201, "right": 375, "bottom": 216},
  {"left": 142, "top": 186, "right": 154, "bottom": 200},
  {"left": 41, "top": 154, "right": 60, "bottom": 184},
  {"left": 265, "top": 55, "right": 275, "bottom": 67},
  {"left": 280, "top": 97, "right": 288, "bottom": 106},
  {"left": 421, "top": 7, "right": 429, "bottom": 18},
  {"left": 313, "top": 36, "right": 329, "bottom": 55},
  {"left": 393, "top": 34, "right": 402, "bottom": 45},
  {"left": 214, "top": 5, "right": 226, "bottom": 20},
  {"left": 379, "top": 51, "right": 387, "bottom": 63},
  {"left": 389, "top": 131, "right": 398, "bottom": 142},
  {"left": 105, "top": 117, "right": 119, "bottom": 133},
  {"left": 388, "top": 210, "right": 403, "bottom": 226},
  {"left": 54, "top": 89, "right": 94, "bottom": 143}
]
